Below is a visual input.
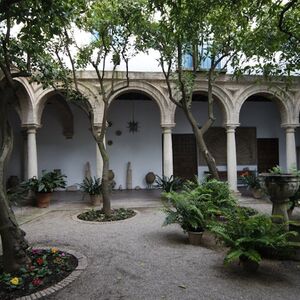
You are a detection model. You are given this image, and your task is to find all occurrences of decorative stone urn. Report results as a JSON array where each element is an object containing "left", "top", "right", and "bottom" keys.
[{"left": 259, "top": 174, "right": 300, "bottom": 230}]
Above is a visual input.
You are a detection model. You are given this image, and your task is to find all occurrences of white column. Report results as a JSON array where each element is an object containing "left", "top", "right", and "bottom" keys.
[
  {"left": 162, "top": 126, "right": 173, "bottom": 177},
  {"left": 27, "top": 126, "right": 38, "bottom": 179},
  {"left": 285, "top": 126, "right": 297, "bottom": 171},
  {"left": 226, "top": 124, "right": 238, "bottom": 192}
]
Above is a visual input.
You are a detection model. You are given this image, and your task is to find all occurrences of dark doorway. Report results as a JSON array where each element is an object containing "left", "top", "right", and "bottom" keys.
[
  {"left": 172, "top": 134, "right": 198, "bottom": 180},
  {"left": 257, "top": 138, "right": 279, "bottom": 173}
]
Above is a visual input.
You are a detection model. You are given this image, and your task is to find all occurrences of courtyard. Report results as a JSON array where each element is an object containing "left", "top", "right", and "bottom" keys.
[{"left": 7, "top": 191, "right": 300, "bottom": 300}]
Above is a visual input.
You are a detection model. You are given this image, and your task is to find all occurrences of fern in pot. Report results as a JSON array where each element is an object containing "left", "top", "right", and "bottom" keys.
[
  {"left": 80, "top": 177, "right": 102, "bottom": 206},
  {"left": 210, "top": 208, "right": 297, "bottom": 272},
  {"left": 163, "top": 191, "right": 217, "bottom": 245}
]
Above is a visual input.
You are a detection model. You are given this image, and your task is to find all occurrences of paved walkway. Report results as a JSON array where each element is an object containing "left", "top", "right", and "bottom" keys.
[{"left": 7, "top": 191, "right": 300, "bottom": 299}]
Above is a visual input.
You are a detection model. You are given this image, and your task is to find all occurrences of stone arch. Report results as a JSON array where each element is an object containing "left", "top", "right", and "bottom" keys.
[
  {"left": 173, "top": 84, "right": 233, "bottom": 125},
  {"left": 292, "top": 91, "right": 300, "bottom": 124},
  {"left": 107, "top": 81, "right": 170, "bottom": 125},
  {"left": 12, "top": 78, "right": 35, "bottom": 124},
  {"left": 35, "top": 82, "right": 98, "bottom": 126},
  {"left": 235, "top": 85, "right": 291, "bottom": 124}
]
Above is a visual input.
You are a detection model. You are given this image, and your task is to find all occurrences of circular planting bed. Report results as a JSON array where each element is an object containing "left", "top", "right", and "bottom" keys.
[
  {"left": 77, "top": 208, "right": 136, "bottom": 223},
  {"left": 0, "top": 248, "right": 81, "bottom": 300}
]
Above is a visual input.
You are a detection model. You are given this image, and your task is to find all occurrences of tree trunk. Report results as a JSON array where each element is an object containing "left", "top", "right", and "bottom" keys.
[
  {"left": 194, "top": 127, "right": 219, "bottom": 179},
  {"left": 183, "top": 107, "right": 219, "bottom": 180},
  {"left": 0, "top": 100, "right": 30, "bottom": 272},
  {"left": 97, "top": 140, "right": 111, "bottom": 215}
]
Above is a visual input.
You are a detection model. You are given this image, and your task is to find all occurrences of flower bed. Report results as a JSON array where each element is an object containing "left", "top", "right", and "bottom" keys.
[
  {"left": 0, "top": 248, "right": 77, "bottom": 300},
  {"left": 77, "top": 208, "right": 136, "bottom": 222}
]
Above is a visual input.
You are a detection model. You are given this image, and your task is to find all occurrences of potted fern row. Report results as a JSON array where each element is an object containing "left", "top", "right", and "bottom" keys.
[
  {"left": 24, "top": 171, "right": 67, "bottom": 208},
  {"left": 80, "top": 177, "right": 102, "bottom": 206}
]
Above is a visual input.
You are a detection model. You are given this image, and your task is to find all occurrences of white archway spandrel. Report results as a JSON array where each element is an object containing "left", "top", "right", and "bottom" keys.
[
  {"left": 106, "top": 80, "right": 170, "bottom": 125},
  {"left": 235, "top": 84, "right": 293, "bottom": 124}
]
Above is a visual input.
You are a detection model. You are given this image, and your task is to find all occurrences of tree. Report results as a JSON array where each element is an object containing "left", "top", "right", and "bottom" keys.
[
  {"left": 142, "top": 0, "right": 269, "bottom": 179},
  {"left": 58, "top": 0, "right": 148, "bottom": 215},
  {"left": 0, "top": 0, "right": 85, "bottom": 273}
]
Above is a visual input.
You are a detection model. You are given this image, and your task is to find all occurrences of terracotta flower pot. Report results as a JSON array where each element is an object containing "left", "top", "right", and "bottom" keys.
[
  {"left": 187, "top": 231, "right": 203, "bottom": 245},
  {"left": 36, "top": 192, "right": 51, "bottom": 208},
  {"left": 90, "top": 194, "right": 102, "bottom": 206},
  {"left": 251, "top": 188, "right": 263, "bottom": 199}
]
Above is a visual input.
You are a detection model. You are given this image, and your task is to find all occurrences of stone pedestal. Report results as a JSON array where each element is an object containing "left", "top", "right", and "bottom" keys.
[{"left": 260, "top": 174, "right": 300, "bottom": 231}]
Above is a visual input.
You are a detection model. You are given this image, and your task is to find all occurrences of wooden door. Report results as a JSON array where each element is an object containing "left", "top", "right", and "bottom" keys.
[
  {"left": 257, "top": 138, "right": 279, "bottom": 173},
  {"left": 172, "top": 134, "right": 198, "bottom": 180}
]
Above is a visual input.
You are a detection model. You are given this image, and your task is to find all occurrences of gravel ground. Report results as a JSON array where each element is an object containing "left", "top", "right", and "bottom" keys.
[{"left": 15, "top": 196, "right": 300, "bottom": 300}]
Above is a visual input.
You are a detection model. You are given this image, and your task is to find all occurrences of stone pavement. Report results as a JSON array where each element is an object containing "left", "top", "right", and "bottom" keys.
[{"left": 7, "top": 191, "right": 300, "bottom": 299}]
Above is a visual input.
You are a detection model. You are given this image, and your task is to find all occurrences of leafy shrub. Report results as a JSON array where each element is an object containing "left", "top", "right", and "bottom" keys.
[
  {"left": 163, "top": 191, "right": 217, "bottom": 232},
  {"left": 80, "top": 177, "right": 102, "bottom": 195},
  {"left": 210, "top": 209, "right": 297, "bottom": 265},
  {"left": 183, "top": 179, "right": 237, "bottom": 214},
  {"left": 23, "top": 171, "right": 67, "bottom": 193},
  {"left": 155, "top": 175, "right": 184, "bottom": 192},
  {"left": 240, "top": 172, "right": 261, "bottom": 189}
]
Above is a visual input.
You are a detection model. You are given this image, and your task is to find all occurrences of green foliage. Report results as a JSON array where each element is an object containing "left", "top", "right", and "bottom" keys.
[
  {"left": 163, "top": 179, "right": 237, "bottom": 233},
  {"left": 80, "top": 177, "right": 102, "bottom": 195},
  {"left": 184, "top": 179, "right": 237, "bottom": 213},
  {"left": 23, "top": 171, "right": 67, "bottom": 193},
  {"left": 7, "top": 186, "right": 27, "bottom": 205},
  {"left": 268, "top": 165, "right": 284, "bottom": 174},
  {"left": 240, "top": 171, "right": 261, "bottom": 189},
  {"left": 155, "top": 175, "right": 184, "bottom": 193},
  {"left": 163, "top": 191, "right": 214, "bottom": 232},
  {"left": 210, "top": 209, "right": 297, "bottom": 265},
  {"left": 78, "top": 208, "right": 136, "bottom": 222}
]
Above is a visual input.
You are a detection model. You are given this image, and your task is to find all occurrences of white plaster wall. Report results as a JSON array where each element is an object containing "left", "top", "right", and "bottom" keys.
[
  {"left": 7, "top": 110, "right": 23, "bottom": 181},
  {"left": 107, "top": 99, "right": 162, "bottom": 189},
  {"left": 37, "top": 103, "right": 96, "bottom": 186}
]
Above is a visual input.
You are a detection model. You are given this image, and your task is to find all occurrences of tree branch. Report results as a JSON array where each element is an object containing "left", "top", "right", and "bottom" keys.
[{"left": 278, "top": 0, "right": 299, "bottom": 41}]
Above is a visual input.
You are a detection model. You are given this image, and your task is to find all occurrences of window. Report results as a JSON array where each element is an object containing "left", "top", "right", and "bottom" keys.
[{"left": 182, "top": 44, "right": 222, "bottom": 71}]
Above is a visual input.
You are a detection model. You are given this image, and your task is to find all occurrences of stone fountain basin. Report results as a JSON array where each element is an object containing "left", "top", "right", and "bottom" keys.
[{"left": 259, "top": 174, "right": 300, "bottom": 203}]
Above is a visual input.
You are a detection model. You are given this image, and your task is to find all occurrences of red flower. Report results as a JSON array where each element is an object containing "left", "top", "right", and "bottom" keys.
[
  {"left": 32, "top": 278, "right": 43, "bottom": 286},
  {"left": 36, "top": 257, "right": 44, "bottom": 265}
]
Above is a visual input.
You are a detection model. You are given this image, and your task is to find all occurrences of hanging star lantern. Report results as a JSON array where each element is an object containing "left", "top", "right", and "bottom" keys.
[{"left": 127, "top": 120, "right": 139, "bottom": 133}]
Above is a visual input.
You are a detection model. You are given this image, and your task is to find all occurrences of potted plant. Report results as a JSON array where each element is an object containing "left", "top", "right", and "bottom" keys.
[
  {"left": 163, "top": 190, "right": 217, "bottom": 245},
  {"left": 259, "top": 166, "right": 300, "bottom": 230},
  {"left": 210, "top": 209, "right": 297, "bottom": 272},
  {"left": 24, "top": 171, "right": 67, "bottom": 208},
  {"left": 240, "top": 171, "right": 263, "bottom": 199},
  {"left": 80, "top": 177, "right": 102, "bottom": 206},
  {"left": 155, "top": 175, "right": 184, "bottom": 201}
]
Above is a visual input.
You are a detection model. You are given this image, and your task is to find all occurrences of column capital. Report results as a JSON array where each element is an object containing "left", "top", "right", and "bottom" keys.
[
  {"left": 281, "top": 123, "right": 299, "bottom": 131},
  {"left": 22, "top": 124, "right": 40, "bottom": 134},
  {"left": 161, "top": 123, "right": 176, "bottom": 129},
  {"left": 225, "top": 123, "right": 240, "bottom": 131}
]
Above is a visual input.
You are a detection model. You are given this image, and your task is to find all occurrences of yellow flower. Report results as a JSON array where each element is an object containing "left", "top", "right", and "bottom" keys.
[
  {"left": 51, "top": 247, "right": 59, "bottom": 254},
  {"left": 10, "top": 277, "right": 19, "bottom": 285}
]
